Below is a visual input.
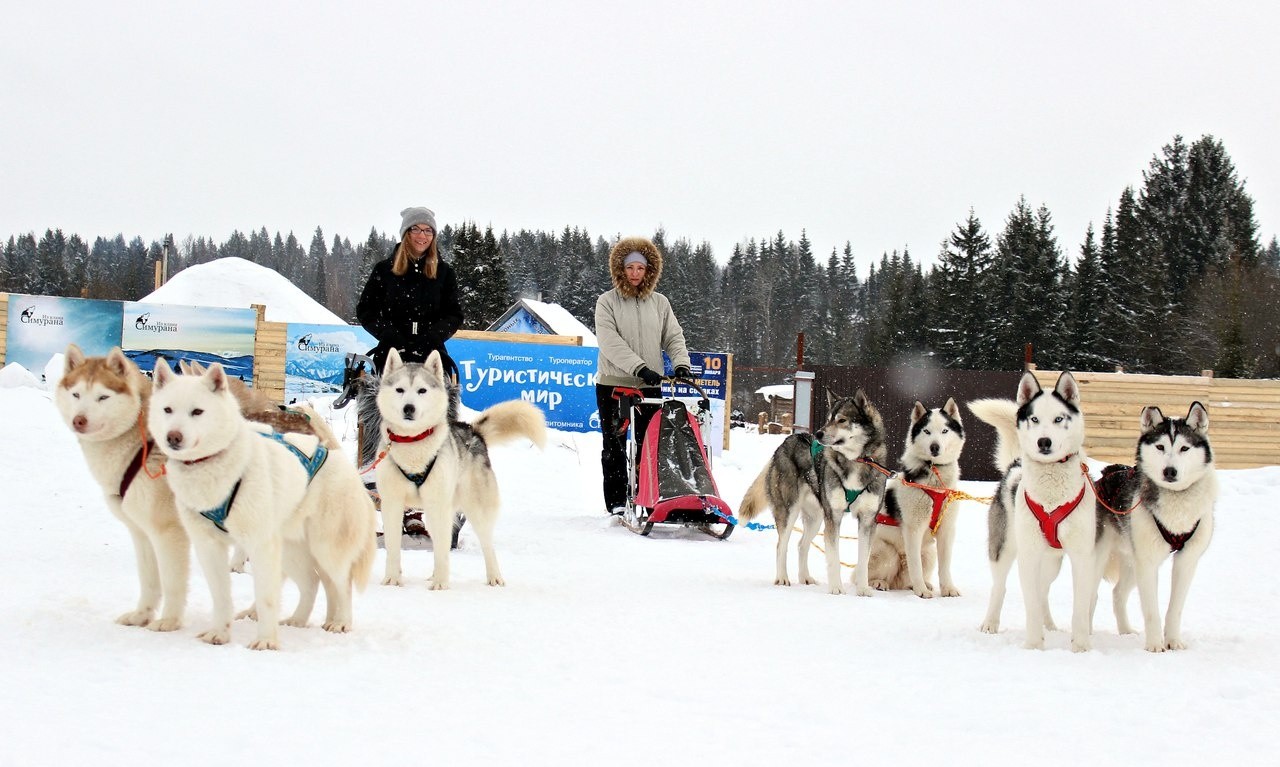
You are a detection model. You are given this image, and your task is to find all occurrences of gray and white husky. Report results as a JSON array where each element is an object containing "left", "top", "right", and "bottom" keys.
[
  {"left": 864, "top": 399, "right": 965, "bottom": 598},
  {"left": 969, "top": 371, "right": 1105, "bottom": 652},
  {"left": 150, "top": 359, "right": 377, "bottom": 650},
  {"left": 1096, "top": 403, "right": 1217, "bottom": 651},
  {"left": 372, "top": 348, "right": 546, "bottom": 590},
  {"left": 738, "top": 390, "right": 888, "bottom": 596}
]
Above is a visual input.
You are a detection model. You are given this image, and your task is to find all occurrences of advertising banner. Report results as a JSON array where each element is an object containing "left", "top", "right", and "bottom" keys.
[
  {"left": 450, "top": 338, "right": 600, "bottom": 432},
  {"left": 284, "top": 323, "right": 377, "bottom": 401},
  {"left": 668, "top": 351, "right": 730, "bottom": 457},
  {"left": 4, "top": 295, "right": 123, "bottom": 381},
  {"left": 122, "top": 301, "right": 257, "bottom": 380}
]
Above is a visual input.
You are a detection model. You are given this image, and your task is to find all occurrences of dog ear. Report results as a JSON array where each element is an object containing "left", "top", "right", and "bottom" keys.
[
  {"left": 152, "top": 357, "right": 175, "bottom": 387},
  {"left": 943, "top": 397, "right": 960, "bottom": 421},
  {"left": 64, "top": 343, "right": 85, "bottom": 372},
  {"left": 424, "top": 350, "right": 444, "bottom": 383},
  {"left": 1140, "top": 405, "right": 1164, "bottom": 431},
  {"left": 911, "top": 401, "right": 927, "bottom": 423},
  {"left": 1054, "top": 371, "right": 1081, "bottom": 407},
  {"left": 1016, "top": 371, "right": 1042, "bottom": 406},
  {"left": 205, "top": 362, "right": 229, "bottom": 393},
  {"left": 825, "top": 388, "right": 837, "bottom": 412},
  {"left": 384, "top": 347, "right": 402, "bottom": 374},
  {"left": 1186, "top": 401, "right": 1210, "bottom": 433},
  {"left": 105, "top": 348, "right": 131, "bottom": 379}
]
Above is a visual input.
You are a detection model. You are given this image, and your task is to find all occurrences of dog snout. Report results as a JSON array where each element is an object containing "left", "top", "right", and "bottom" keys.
[
  {"left": 166, "top": 431, "right": 184, "bottom": 450},
  {"left": 1163, "top": 467, "right": 1178, "bottom": 482},
  {"left": 814, "top": 429, "right": 824, "bottom": 442},
  {"left": 402, "top": 403, "right": 416, "bottom": 420},
  {"left": 1037, "top": 437, "right": 1053, "bottom": 454},
  {"left": 72, "top": 414, "right": 88, "bottom": 433},
  {"left": 929, "top": 442, "right": 940, "bottom": 457}
]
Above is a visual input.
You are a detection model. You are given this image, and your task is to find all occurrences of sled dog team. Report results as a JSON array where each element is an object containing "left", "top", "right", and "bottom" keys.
[
  {"left": 57, "top": 341, "right": 1213, "bottom": 654},
  {"left": 739, "top": 370, "right": 1217, "bottom": 653},
  {"left": 55, "top": 344, "right": 545, "bottom": 650}
]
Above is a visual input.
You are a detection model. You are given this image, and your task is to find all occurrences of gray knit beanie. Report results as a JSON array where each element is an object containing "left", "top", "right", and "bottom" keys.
[{"left": 400, "top": 206, "right": 437, "bottom": 236}]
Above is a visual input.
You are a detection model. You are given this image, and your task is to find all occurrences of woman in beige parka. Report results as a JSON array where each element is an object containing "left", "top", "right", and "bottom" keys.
[{"left": 594, "top": 236, "right": 692, "bottom": 515}]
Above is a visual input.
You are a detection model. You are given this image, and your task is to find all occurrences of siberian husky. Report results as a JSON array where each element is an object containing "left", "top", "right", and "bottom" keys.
[
  {"left": 1095, "top": 403, "right": 1217, "bottom": 651},
  {"left": 865, "top": 399, "right": 966, "bottom": 598},
  {"left": 968, "top": 371, "right": 1103, "bottom": 651},
  {"left": 54, "top": 345, "right": 189, "bottom": 631},
  {"left": 372, "top": 348, "right": 546, "bottom": 589},
  {"left": 738, "top": 390, "right": 888, "bottom": 596},
  {"left": 149, "top": 359, "right": 376, "bottom": 650}
]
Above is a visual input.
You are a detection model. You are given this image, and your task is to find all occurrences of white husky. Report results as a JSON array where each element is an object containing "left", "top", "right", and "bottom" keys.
[
  {"left": 1097, "top": 403, "right": 1217, "bottom": 651},
  {"left": 864, "top": 399, "right": 966, "bottom": 598},
  {"left": 373, "top": 348, "right": 546, "bottom": 590},
  {"left": 54, "top": 344, "right": 189, "bottom": 631},
  {"left": 969, "top": 371, "right": 1103, "bottom": 652},
  {"left": 149, "top": 359, "right": 376, "bottom": 650}
]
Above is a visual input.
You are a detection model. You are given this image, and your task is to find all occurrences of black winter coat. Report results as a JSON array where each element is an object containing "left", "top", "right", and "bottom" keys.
[{"left": 356, "top": 248, "right": 464, "bottom": 374}]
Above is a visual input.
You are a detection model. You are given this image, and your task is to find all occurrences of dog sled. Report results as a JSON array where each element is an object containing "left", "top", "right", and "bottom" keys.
[
  {"left": 615, "top": 377, "right": 735, "bottom": 539},
  {"left": 333, "top": 351, "right": 465, "bottom": 551}
]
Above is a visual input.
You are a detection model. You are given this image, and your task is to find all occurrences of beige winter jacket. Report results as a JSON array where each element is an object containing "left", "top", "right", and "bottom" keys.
[{"left": 594, "top": 236, "right": 691, "bottom": 388}]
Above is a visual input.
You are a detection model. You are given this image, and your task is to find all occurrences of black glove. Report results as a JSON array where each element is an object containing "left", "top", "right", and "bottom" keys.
[
  {"left": 673, "top": 365, "right": 691, "bottom": 379},
  {"left": 638, "top": 367, "right": 663, "bottom": 386}
]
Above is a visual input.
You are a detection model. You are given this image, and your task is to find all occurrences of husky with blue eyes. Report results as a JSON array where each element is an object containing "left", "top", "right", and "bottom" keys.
[{"left": 969, "top": 371, "right": 1106, "bottom": 652}]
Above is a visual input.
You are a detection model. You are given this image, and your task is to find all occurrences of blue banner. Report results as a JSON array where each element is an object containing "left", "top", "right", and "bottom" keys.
[
  {"left": 284, "top": 323, "right": 377, "bottom": 401},
  {"left": 5, "top": 295, "right": 123, "bottom": 382},
  {"left": 450, "top": 339, "right": 600, "bottom": 432}
]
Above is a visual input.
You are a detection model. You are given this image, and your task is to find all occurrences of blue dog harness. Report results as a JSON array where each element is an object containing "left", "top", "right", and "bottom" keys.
[{"left": 199, "top": 432, "right": 329, "bottom": 532}]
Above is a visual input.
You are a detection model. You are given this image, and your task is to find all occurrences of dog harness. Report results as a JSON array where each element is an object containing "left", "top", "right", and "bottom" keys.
[
  {"left": 875, "top": 471, "right": 950, "bottom": 534},
  {"left": 1024, "top": 484, "right": 1087, "bottom": 549},
  {"left": 117, "top": 441, "right": 155, "bottom": 498},
  {"left": 1154, "top": 516, "right": 1200, "bottom": 553},
  {"left": 391, "top": 456, "right": 438, "bottom": 489},
  {"left": 199, "top": 432, "right": 329, "bottom": 532},
  {"left": 810, "top": 439, "right": 864, "bottom": 511}
]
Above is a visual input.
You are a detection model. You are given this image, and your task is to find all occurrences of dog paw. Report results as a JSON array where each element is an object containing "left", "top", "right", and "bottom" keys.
[
  {"left": 870, "top": 580, "right": 890, "bottom": 591},
  {"left": 115, "top": 609, "right": 155, "bottom": 627},
  {"left": 197, "top": 628, "right": 230, "bottom": 645},
  {"left": 978, "top": 621, "right": 999, "bottom": 634},
  {"left": 429, "top": 581, "right": 450, "bottom": 591},
  {"left": 828, "top": 585, "right": 847, "bottom": 596},
  {"left": 773, "top": 578, "right": 791, "bottom": 587},
  {"left": 1071, "top": 637, "right": 1092, "bottom": 653},
  {"left": 235, "top": 607, "right": 258, "bottom": 621},
  {"left": 1023, "top": 639, "right": 1045, "bottom": 650},
  {"left": 1166, "top": 638, "right": 1187, "bottom": 651},
  {"left": 487, "top": 576, "right": 506, "bottom": 587},
  {"left": 248, "top": 638, "right": 279, "bottom": 651},
  {"left": 855, "top": 586, "right": 875, "bottom": 597},
  {"left": 323, "top": 620, "right": 352, "bottom": 633},
  {"left": 801, "top": 576, "right": 818, "bottom": 586},
  {"left": 913, "top": 587, "right": 935, "bottom": 599},
  {"left": 281, "top": 617, "right": 308, "bottom": 628},
  {"left": 940, "top": 586, "right": 961, "bottom": 598},
  {"left": 148, "top": 616, "right": 183, "bottom": 632},
  {"left": 381, "top": 575, "right": 403, "bottom": 587}
]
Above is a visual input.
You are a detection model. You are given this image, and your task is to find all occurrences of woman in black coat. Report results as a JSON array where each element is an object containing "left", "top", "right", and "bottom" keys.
[{"left": 356, "top": 206, "right": 464, "bottom": 376}]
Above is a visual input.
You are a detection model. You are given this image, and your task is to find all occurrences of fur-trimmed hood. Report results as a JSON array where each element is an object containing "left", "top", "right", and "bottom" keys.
[{"left": 608, "top": 236, "right": 663, "bottom": 299}]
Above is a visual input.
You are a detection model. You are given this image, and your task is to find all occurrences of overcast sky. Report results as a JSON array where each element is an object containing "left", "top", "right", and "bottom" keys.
[{"left": 3, "top": 1, "right": 1276, "bottom": 270}]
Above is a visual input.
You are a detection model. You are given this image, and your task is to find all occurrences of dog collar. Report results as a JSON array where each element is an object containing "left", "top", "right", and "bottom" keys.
[
  {"left": 388, "top": 426, "right": 436, "bottom": 444},
  {"left": 182, "top": 450, "right": 224, "bottom": 467}
]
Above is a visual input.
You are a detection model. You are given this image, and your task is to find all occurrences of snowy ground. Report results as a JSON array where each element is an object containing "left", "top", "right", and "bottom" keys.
[{"left": 2, "top": 381, "right": 1276, "bottom": 766}]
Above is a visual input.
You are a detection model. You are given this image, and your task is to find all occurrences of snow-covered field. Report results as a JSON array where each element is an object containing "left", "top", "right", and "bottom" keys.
[{"left": 1, "top": 378, "right": 1276, "bottom": 766}]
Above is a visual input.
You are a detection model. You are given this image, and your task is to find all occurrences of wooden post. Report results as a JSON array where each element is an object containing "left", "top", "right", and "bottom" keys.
[{"left": 797, "top": 332, "right": 805, "bottom": 369}]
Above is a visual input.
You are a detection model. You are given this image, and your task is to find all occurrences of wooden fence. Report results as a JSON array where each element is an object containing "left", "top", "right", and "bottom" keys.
[{"left": 1032, "top": 369, "right": 1280, "bottom": 470}]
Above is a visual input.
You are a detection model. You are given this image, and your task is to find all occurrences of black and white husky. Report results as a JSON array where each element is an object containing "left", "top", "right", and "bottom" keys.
[
  {"left": 371, "top": 348, "right": 546, "bottom": 590},
  {"left": 865, "top": 399, "right": 965, "bottom": 598},
  {"left": 738, "top": 390, "right": 888, "bottom": 595},
  {"left": 1096, "top": 403, "right": 1217, "bottom": 652},
  {"left": 969, "top": 371, "right": 1105, "bottom": 652}
]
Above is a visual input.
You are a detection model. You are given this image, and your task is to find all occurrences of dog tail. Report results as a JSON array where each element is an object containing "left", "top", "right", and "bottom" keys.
[
  {"left": 737, "top": 463, "right": 771, "bottom": 522},
  {"left": 288, "top": 404, "right": 339, "bottom": 448},
  {"left": 473, "top": 400, "right": 548, "bottom": 449},
  {"left": 966, "top": 398, "right": 1020, "bottom": 472}
]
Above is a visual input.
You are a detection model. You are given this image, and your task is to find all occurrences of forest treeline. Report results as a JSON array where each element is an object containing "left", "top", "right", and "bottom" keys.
[{"left": 4, "top": 134, "right": 1278, "bottom": 378}]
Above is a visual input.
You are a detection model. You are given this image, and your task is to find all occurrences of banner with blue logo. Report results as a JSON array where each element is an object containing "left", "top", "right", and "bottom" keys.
[
  {"left": 284, "top": 323, "right": 377, "bottom": 401},
  {"left": 450, "top": 338, "right": 600, "bottom": 432},
  {"left": 667, "top": 352, "right": 730, "bottom": 456}
]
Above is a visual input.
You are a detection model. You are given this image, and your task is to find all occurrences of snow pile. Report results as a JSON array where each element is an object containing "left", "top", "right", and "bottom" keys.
[{"left": 143, "top": 257, "right": 346, "bottom": 324}]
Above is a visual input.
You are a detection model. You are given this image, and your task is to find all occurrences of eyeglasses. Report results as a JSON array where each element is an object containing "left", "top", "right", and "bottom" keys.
[{"left": 408, "top": 226, "right": 434, "bottom": 236}]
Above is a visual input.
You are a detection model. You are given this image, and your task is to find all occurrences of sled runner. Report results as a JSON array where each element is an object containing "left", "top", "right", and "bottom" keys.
[
  {"left": 333, "top": 351, "right": 465, "bottom": 551},
  {"left": 615, "top": 377, "right": 734, "bottom": 539}
]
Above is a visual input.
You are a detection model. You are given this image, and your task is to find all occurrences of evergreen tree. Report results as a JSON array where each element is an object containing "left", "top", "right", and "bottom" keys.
[
  {"left": 930, "top": 210, "right": 994, "bottom": 369},
  {"left": 1064, "top": 224, "right": 1109, "bottom": 371},
  {"left": 465, "top": 225, "right": 512, "bottom": 329},
  {"left": 0, "top": 236, "right": 14, "bottom": 292},
  {"left": 65, "top": 234, "right": 90, "bottom": 298},
  {"left": 10, "top": 233, "right": 38, "bottom": 294},
  {"left": 34, "top": 228, "right": 70, "bottom": 296}
]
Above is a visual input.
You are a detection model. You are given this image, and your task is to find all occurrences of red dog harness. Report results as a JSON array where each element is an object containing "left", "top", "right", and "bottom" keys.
[
  {"left": 1024, "top": 484, "right": 1087, "bottom": 549},
  {"left": 875, "top": 468, "right": 951, "bottom": 534}
]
